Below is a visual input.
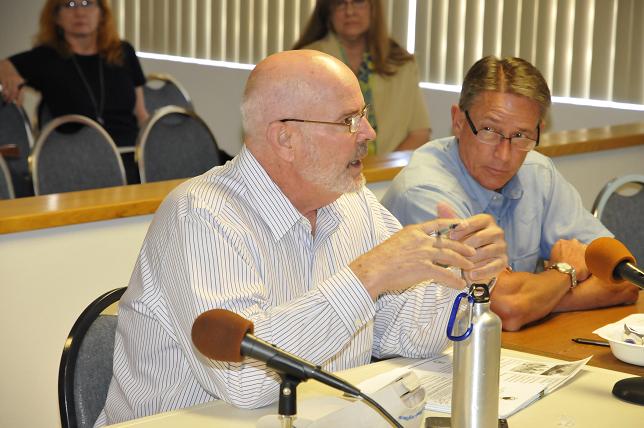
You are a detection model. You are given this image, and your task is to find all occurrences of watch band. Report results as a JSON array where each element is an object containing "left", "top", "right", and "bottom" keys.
[{"left": 549, "top": 262, "right": 578, "bottom": 289}]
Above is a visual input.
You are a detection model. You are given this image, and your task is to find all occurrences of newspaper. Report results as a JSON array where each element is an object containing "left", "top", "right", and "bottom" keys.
[{"left": 359, "top": 353, "right": 591, "bottom": 419}]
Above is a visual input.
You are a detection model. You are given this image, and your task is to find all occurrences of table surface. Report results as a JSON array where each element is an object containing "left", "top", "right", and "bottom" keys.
[
  {"left": 107, "top": 349, "right": 643, "bottom": 428},
  {"left": 502, "top": 292, "right": 644, "bottom": 376}
]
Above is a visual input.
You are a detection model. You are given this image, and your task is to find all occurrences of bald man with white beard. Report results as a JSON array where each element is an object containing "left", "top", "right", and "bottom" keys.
[{"left": 96, "top": 50, "right": 507, "bottom": 426}]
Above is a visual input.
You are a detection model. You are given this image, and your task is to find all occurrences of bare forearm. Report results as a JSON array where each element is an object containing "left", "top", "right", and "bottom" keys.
[
  {"left": 134, "top": 86, "right": 149, "bottom": 126},
  {"left": 553, "top": 276, "right": 640, "bottom": 312},
  {"left": 491, "top": 270, "right": 570, "bottom": 331}
]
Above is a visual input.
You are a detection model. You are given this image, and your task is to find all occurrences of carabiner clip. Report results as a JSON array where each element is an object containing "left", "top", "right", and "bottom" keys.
[{"left": 446, "top": 290, "right": 474, "bottom": 341}]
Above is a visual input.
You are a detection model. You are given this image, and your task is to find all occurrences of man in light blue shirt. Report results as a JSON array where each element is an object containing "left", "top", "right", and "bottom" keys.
[{"left": 382, "top": 56, "right": 638, "bottom": 331}]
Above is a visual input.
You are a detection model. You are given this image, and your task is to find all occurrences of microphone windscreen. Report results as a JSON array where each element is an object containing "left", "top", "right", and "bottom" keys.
[
  {"left": 585, "top": 237, "right": 636, "bottom": 285},
  {"left": 191, "top": 309, "right": 254, "bottom": 363}
]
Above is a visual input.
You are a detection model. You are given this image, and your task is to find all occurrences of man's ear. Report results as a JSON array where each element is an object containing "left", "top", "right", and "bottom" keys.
[
  {"left": 451, "top": 104, "right": 463, "bottom": 137},
  {"left": 266, "top": 121, "right": 295, "bottom": 162}
]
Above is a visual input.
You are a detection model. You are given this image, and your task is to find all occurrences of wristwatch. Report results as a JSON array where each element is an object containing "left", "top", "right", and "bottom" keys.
[{"left": 549, "top": 262, "right": 577, "bottom": 289}]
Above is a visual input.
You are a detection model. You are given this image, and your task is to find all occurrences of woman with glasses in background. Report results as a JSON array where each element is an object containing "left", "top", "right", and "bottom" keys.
[
  {"left": 0, "top": 0, "right": 148, "bottom": 184},
  {"left": 293, "top": 0, "right": 431, "bottom": 155}
]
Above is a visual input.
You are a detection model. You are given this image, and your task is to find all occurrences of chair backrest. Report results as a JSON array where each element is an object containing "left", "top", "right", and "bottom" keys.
[
  {"left": 0, "top": 98, "right": 35, "bottom": 197},
  {"left": 30, "top": 114, "right": 126, "bottom": 195},
  {"left": 136, "top": 106, "right": 222, "bottom": 183},
  {"left": 592, "top": 174, "right": 644, "bottom": 263},
  {"left": 59, "top": 287, "right": 126, "bottom": 428},
  {"left": 0, "top": 155, "right": 15, "bottom": 199},
  {"left": 143, "top": 73, "right": 193, "bottom": 114},
  {"left": 37, "top": 98, "right": 54, "bottom": 131}
]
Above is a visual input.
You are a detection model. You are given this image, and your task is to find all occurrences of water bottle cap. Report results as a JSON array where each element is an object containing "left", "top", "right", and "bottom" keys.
[{"left": 470, "top": 283, "right": 491, "bottom": 303}]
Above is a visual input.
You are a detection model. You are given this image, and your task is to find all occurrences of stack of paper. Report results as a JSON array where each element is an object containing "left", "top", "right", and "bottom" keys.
[{"left": 359, "top": 352, "right": 591, "bottom": 419}]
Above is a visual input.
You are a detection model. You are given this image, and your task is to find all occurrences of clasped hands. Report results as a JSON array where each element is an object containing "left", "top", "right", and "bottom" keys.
[{"left": 351, "top": 203, "right": 508, "bottom": 299}]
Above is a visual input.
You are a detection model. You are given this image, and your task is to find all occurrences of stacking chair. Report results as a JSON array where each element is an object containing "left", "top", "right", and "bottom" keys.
[
  {"left": 30, "top": 114, "right": 126, "bottom": 195},
  {"left": 592, "top": 174, "right": 644, "bottom": 262},
  {"left": 59, "top": 287, "right": 126, "bottom": 428},
  {"left": 0, "top": 97, "right": 35, "bottom": 197},
  {"left": 0, "top": 155, "right": 15, "bottom": 199},
  {"left": 37, "top": 99, "right": 54, "bottom": 131},
  {"left": 136, "top": 106, "right": 222, "bottom": 183},
  {"left": 143, "top": 73, "right": 193, "bottom": 114}
]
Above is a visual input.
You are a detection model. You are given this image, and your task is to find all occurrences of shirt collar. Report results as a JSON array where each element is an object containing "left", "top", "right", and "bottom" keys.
[
  {"left": 238, "top": 146, "right": 344, "bottom": 241},
  {"left": 238, "top": 147, "right": 304, "bottom": 241}
]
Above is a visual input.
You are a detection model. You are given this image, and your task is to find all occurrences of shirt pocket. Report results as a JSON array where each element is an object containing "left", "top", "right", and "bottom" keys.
[{"left": 508, "top": 213, "right": 542, "bottom": 272}]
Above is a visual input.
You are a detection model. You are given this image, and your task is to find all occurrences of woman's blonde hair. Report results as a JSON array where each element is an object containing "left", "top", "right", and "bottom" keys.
[
  {"left": 35, "top": 0, "right": 123, "bottom": 65},
  {"left": 292, "top": 0, "right": 413, "bottom": 76}
]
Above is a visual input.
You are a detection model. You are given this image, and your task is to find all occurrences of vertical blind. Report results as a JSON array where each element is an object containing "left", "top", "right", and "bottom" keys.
[{"left": 112, "top": 0, "right": 644, "bottom": 105}]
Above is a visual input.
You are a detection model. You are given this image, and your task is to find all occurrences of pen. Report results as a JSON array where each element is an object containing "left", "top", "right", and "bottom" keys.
[
  {"left": 429, "top": 223, "right": 459, "bottom": 238},
  {"left": 572, "top": 338, "right": 609, "bottom": 347}
]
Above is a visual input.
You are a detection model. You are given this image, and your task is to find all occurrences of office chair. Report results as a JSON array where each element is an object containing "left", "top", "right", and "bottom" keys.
[
  {"left": 143, "top": 73, "right": 193, "bottom": 114},
  {"left": 592, "top": 174, "right": 644, "bottom": 263},
  {"left": 0, "top": 97, "right": 35, "bottom": 197},
  {"left": 58, "top": 287, "right": 126, "bottom": 428},
  {"left": 136, "top": 105, "right": 222, "bottom": 183},
  {"left": 0, "top": 155, "right": 15, "bottom": 199},
  {"left": 30, "top": 114, "right": 126, "bottom": 195}
]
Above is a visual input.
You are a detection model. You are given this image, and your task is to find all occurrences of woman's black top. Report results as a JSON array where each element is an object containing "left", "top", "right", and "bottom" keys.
[{"left": 10, "top": 41, "right": 146, "bottom": 147}]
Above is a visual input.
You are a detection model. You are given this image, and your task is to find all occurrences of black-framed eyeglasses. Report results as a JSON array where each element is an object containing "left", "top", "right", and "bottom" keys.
[
  {"left": 62, "top": 0, "right": 96, "bottom": 9},
  {"left": 280, "top": 105, "right": 369, "bottom": 134},
  {"left": 464, "top": 110, "right": 540, "bottom": 152}
]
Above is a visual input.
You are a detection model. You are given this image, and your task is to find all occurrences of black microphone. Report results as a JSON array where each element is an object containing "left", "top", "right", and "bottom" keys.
[
  {"left": 191, "top": 309, "right": 361, "bottom": 396},
  {"left": 585, "top": 237, "right": 644, "bottom": 289}
]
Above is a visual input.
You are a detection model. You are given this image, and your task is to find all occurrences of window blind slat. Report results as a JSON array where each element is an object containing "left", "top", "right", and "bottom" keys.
[
  {"left": 115, "top": 0, "right": 642, "bottom": 105},
  {"left": 590, "top": 0, "right": 618, "bottom": 100}
]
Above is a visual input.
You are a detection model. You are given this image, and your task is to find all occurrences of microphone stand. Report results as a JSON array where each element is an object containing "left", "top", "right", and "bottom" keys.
[{"left": 277, "top": 374, "right": 302, "bottom": 428}]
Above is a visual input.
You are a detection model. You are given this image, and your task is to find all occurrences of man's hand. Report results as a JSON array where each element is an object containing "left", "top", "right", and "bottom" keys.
[
  {"left": 437, "top": 202, "right": 508, "bottom": 284},
  {"left": 350, "top": 218, "right": 476, "bottom": 299},
  {"left": 548, "top": 239, "right": 590, "bottom": 281}
]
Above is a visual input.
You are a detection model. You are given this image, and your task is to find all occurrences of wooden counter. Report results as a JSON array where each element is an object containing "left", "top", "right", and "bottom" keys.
[
  {"left": 1, "top": 121, "right": 643, "bottom": 235},
  {"left": 537, "top": 121, "right": 644, "bottom": 157},
  {"left": 502, "top": 294, "right": 644, "bottom": 376}
]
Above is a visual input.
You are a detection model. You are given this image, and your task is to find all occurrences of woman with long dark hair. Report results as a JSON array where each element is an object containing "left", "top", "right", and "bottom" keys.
[{"left": 293, "top": 0, "right": 431, "bottom": 154}]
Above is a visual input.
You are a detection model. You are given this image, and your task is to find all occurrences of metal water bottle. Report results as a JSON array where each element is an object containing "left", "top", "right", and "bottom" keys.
[{"left": 448, "top": 283, "right": 501, "bottom": 428}]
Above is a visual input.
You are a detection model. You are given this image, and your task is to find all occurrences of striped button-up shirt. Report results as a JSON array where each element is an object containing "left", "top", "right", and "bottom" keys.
[{"left": 96, "top": 146, "right": 459, "bottom": 426}]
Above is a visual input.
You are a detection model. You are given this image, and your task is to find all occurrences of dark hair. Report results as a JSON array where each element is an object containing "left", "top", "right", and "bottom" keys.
[
  {"left": 292, "top": 0, "right": 413, "bottom": 76},
  {"left": 460, "top": 56, "right": 551, "bottom": 120},
  {"left": 35, "top": 0, "right": 124, "bottom": 65}
]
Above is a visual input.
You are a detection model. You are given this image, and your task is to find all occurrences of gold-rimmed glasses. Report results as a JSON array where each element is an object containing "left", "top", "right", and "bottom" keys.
[{"left": 280, "top": 104, "right": 369, "bottom": 134}]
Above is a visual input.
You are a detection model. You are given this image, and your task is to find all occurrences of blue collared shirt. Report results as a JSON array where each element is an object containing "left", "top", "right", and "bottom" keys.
[{"left": 381, "top": 137, "right": 612, "bottom": 272}]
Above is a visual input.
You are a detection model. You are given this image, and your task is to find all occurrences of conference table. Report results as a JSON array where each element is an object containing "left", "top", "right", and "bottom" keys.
[
  {"left": 502, "top": 292, "right": 644, "bottom": 376},
  {"left": 108, "top": 294, "right": 644, "bottom": 428}
]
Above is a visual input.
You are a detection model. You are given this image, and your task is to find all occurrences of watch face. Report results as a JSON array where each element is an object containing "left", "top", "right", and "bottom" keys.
[{"left": 557, "top": 262, "right": 572, "bottom": 273}]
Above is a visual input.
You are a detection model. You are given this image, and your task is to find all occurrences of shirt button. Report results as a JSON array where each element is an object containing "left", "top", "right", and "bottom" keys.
[{"left": 354, "top": 319, "right": 363, "bottom": 328}]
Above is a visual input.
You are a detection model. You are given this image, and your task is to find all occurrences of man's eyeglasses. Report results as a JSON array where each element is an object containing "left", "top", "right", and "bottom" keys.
[
  {"left": 280, "top": 105, "right": 369, "bottom": 134},
  {"left": 62, "top": 0, "right": 96, "bottom": 9},
  {"left": 332, "top": 0, "right": 369, "bottom": 11},
  {"left": 465, "top": 110, "right": 540, "bottom": 152}
]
